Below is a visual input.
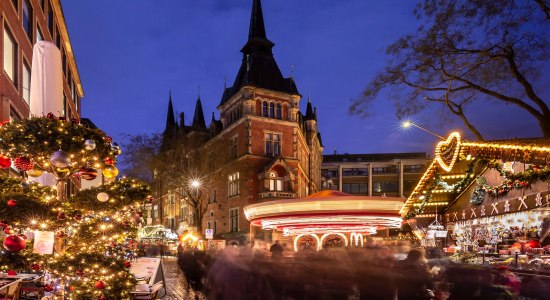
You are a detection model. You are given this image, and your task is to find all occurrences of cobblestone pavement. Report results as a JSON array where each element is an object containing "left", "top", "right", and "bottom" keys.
[{"left": 159, "top": 257, "right": 206, "bottom": 300}]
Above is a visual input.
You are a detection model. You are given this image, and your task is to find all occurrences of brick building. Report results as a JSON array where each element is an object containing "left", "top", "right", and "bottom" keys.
[
  {"left": 1, "top": 0, "right": 82, "bottom": 122},
  {"left": 152, "top": 0, "right": 323, "bottom": 244}
]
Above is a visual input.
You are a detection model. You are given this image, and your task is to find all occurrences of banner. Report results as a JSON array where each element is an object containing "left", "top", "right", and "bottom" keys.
[{"left": 33, "top": 231, "right": 55, "bottom": 255}]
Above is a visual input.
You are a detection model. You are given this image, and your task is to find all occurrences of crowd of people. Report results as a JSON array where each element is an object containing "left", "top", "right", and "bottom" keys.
[{"left": 174, "top": 241, "right": 545, "bottom": 300}]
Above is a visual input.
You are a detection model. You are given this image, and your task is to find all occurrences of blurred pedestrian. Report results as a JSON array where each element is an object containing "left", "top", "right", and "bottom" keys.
[
  {"left": 269, "top": 240, "right": 283, "bottom": 259},
  {"left": 395, "top": 248, "right": 433, "bottom": 300}
]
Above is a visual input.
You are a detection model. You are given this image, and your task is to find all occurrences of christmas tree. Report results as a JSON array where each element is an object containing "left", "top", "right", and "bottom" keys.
[{"left": 0, "top": 116, "right": 150, "bottom": 299}]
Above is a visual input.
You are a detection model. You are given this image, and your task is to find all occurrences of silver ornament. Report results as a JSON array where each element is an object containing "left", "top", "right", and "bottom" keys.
[
  {"left": 84, "top": 140, "right": 96, "bottom": 151},
  {"left": 111, "top": 142, "right": 121, "bottom": 156},
  {"left": 50, "top": 151, "right": 71, "bottom": 168}
]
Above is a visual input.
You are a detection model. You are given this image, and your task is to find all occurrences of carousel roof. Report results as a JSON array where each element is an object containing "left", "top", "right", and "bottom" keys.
[{"left": 244, "top": 190, "right": 404, "bottom": 235}]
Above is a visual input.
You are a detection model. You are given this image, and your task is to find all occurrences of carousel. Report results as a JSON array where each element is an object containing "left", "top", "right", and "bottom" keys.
[{"left": 244, "top": 190, "right": 403, "bottom": 251}]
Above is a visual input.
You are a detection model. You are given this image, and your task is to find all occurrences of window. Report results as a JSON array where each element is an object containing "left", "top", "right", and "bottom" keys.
[
  {"left": 62, "top": 93, "right": 67, "bottom": 117},
  {"left": 342, "top": 183, "right": 368, "bottom": 194},
  {"left": 22, "top": 62, "right": 31, "bottom": 105},
  {"left": 23, "top": 0, "right": 33, "bottom": 42},
  {"left": 209, "top": 190, "right": 216, "bottom": 204},
  {"left": 269, "top": 102, "right": 275, "bottom": 117},
  {"left": 230, "top": 136, "right": 238, "bottom": 159},
  {"left": 11, "top": 0, "right": 18, "bottom": 11},
  {"left": 262, "top": 101, "right": 268, "bottom": 117},
  {"left": 61, "top": 50, "right": 66, "bottom": 74},
  {"left": 48, "top": 5, "right": 54, "bottom": 34},
  {"left": 265, "top": 132, "right": 281, "bottom": 156},
  {"left": 153, "top": 205, "right": 159, "bottom": 219},
  {"left": 36, "top": 25, "right": 43, "bottom": 42},
  {"left": 404, "top": 165, "right": 424, "bottom": 173},
  {"left": 167, "top": 194, "right": 175, "bottom": 205},
  {"left": 228, "top": 172, "right": 240, "bottom": 197},
  {"left": 372, "top": 165, "right": 399, "bottom": 174},
  {"left": 3, "top": 28, "right": 17, "bottom": 84},
  {"left": 276, "top": 104, "right": 282, "bottom": 119},
  {"left": 342, "top": 168, "right": 369, "bottom": 177},
  {"left": 229, "top": 208, "right": 239, "bottom": 232},
  {"left": 373, "top": 181, "right": 399, "bottom": 193},
  {"left": 269, "top": 172, "right": 284, "bottom": 191}
]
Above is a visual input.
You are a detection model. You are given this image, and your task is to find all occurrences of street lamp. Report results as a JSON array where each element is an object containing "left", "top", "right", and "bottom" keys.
[
  {"left": 401, "top": 120, "right": 445, "bottom": 140},
  {"left": 190, "top": 179, "right": 201, "bottom": 189}
]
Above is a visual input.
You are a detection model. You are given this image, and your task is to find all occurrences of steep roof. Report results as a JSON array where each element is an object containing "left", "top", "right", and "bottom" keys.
[
  {"left": 219, "top": 0, "right": 299, "bottom": 107},
  {"left": 191, "top": 97, "right": 207, "bottom": 131}
]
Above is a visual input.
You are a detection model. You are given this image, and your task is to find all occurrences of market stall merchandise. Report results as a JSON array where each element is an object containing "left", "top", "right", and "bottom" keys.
[{"left": 401, "top": 133, "right": 550, "bottom": 273}]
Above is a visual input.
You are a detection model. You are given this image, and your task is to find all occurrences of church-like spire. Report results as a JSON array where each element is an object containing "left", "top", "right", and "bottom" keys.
[
  {"left": 164, "top": 91, "right": 176, "bottom": 133},
  {"left": 220, "top": 0, "right": 299, "bottom": 106},
  {"left": 249, "top": 0, "right": 267, "bottom": 39},
  {"left": 305, "top": 95, "right": 315, "bottom": 120},
  {"left": 191, "top": 96, "right": 207, "bottom": 131}
]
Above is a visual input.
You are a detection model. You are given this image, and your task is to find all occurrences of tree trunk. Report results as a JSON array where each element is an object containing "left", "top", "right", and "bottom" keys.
[{"left": 539, "top": 114, "right": 550, "bottom": 138}]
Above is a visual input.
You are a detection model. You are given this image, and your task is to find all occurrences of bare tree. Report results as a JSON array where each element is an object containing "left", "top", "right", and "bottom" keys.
[{"left": 350, "top": 0, "right": 550, "bottom": 140}]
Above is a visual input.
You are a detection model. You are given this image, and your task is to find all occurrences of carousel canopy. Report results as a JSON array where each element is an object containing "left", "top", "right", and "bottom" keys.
[{"left": 244, "top": 190, "right": 404, "bottom": 235}]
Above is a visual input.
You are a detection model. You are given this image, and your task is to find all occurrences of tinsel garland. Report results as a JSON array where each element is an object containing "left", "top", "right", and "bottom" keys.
[{"left": 479, "top": 163, "right": 550, "bottom": 197}]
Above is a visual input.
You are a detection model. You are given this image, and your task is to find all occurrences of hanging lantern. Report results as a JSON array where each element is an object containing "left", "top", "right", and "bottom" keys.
[
  {"left": 97, "top": 192, "right": 109, "bottom": 202},
  {"left": 3, "top": 235, "right": 26, "bottom": 252},
  {"left": 0, "top": 155, "right": 11, "bottom": 169},
  {"left": 79, "top": 167, "right": 98, "bottom": 181},
  {"left": 50, "top": 151, "right": 71, "bottom": 168},
  {"left": 102, "top": 165, "right": 118, "bottom": 179},
  {"left": 14, "top": 157, "right": 34, "bottom": 171},
  {"left": 26, "top": 168, "right": 43, "bottom": 177},
  {"left": 84, "top": 139, "right": 96, "bottom": 151}
]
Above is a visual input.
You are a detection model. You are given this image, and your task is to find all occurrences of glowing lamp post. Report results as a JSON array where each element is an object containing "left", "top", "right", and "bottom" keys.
[{"left": 401, "top": 120, "right": 445, "bottom": 140}]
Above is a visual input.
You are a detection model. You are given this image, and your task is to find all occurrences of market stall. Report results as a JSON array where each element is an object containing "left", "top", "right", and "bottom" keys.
[{"left": 401, "top": 133, "right": 550, "bottom": 273}]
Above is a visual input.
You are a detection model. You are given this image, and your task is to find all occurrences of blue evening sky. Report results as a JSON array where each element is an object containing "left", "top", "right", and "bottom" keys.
[{"left": 61, "top": 0, "right": 543, "bottom": 157}]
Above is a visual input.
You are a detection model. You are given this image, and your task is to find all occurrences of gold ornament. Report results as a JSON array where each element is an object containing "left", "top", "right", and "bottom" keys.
[
  {"left": 102, "top": 165, "right": 118, "bottom": 179},
  {"left": 26, "top": 169, "right": 43, "bottom": 177}
]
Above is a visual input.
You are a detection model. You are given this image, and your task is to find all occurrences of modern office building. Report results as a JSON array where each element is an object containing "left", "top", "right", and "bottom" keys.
[{"left": 321, "top": 153, "right": 430, "bottom": 198}]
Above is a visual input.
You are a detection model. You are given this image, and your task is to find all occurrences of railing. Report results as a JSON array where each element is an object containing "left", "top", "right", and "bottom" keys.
[{"left": 258, "top": 191, "right": 297, "bottom": 199}]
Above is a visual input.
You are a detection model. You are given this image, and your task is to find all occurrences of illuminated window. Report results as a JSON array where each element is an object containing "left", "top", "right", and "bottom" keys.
[
  {"left": 228, "top": 173, "right": 240, "bottom": 197},
  {"left": 23, "top": 0, "right": 33, "bottom": 42},
  {"left": 3, "top": 28, "right": 17, "bottom": 84},
  {"left": 229, "top": 208, "right": 239, "bottom": 232},
  {"left": 22, "top": 62, "right": 31, "bottom": 105}
]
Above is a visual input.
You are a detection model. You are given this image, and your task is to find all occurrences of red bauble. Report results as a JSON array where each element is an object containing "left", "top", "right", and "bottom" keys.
[
  {"left": 79, "top": 167, "right": 98, "bottom": 181},
  {"left": 95, "top": 281, "right": 106, "bottom": 290},
  {"left": 6, "top": 199, "right": 17, "bottom": 207},
  {"left": 3, "top": 235, "right": 26, "bottom": 252},
  {"left": 75, "top": 269, "right": 84, "bottom": 276},
  {"left": 0, "top": 155, "right": 11, "bottom": 169},
  {"left": 57, "top": 212, "right": 66, "bottom": 220},
  {"left": 44, "top": 284, "right": 54, "bottom": 292},
  {"left": 123, "top": 261, "right": 131, "bottom": 268},
  {"left": 31, "top": 263, "right": 41, "bottom": 271},
  {"left": 104, "top": 136, "right": 113, "bottom": 143},
  {"left": 103, "top": 157, "right": 114, "bottom": 165},
  {"left": 74, "top": 214, "right": 83, "bottom": 221},
  {"left": 14, "top": 157, "right": 33, "bottom": 171}
]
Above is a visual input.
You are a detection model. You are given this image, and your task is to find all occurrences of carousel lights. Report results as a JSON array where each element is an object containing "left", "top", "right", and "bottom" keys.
[
  {"left": 260, "top": 215, "right": 402, "bottom": 231},
  {"left": 293, "top": 233, "right": 321, "bottom": 251},
  {"left": 282, "top": 225, "right": 378, "bottom": 236}
]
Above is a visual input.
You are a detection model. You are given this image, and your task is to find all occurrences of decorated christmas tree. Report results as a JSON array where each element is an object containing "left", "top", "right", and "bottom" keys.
[{"left": 0, "top": 116, "right": 150, "bottom": 299}]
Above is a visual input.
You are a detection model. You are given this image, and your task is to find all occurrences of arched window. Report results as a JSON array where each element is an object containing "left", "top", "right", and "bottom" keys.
[
  {"left": 276, "top": 103, "right": 282, "bottom": 119},
  {"left": 269, "top": 102, "right": 275, "bottom": 118},
  {"left": 262, "top": 101, "right": 268, "bottom": 117}
]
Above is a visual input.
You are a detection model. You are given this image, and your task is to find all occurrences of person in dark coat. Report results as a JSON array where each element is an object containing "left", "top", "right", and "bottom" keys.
[
  {"left": 395, "top": 248, "right": 433, "bottom": 300},
  {"left": 269, "top": 240, "right": 283, "bottom": 259}
]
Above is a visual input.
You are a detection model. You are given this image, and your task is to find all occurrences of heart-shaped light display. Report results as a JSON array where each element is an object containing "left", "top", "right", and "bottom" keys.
[{"left": 435, "top": 132, "right": 461, "bottom": 172}]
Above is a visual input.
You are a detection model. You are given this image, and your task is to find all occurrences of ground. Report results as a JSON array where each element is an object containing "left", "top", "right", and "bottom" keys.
[{"left": 159, "top": 257, "right": 205, "bottom": 300}]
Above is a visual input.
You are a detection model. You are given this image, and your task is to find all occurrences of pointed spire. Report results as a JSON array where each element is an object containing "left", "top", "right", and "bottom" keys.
[
  {"left": 313, "top": 107, "right": 318, "bottom": 121},
  {"left": 179, "top": 112, "right": 185, "bottom": 129},
  {"left": 164, "top": 91, "right": 176, "bottom": 133},
  {"left": 305, "top": 94, "right": 314, "bottom": 120},
  {"left": 192, "top": 96, "right": 207, "bottom": 131},
  {"left": 249, "top": 0, "right": 267, "bottom": 39}
]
